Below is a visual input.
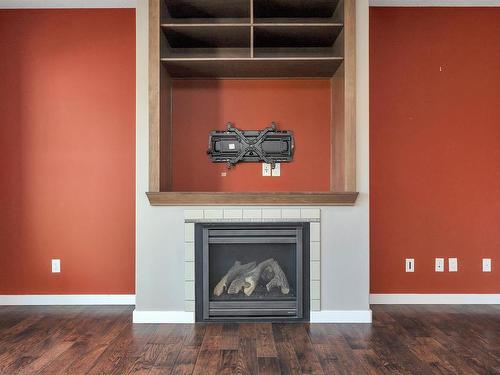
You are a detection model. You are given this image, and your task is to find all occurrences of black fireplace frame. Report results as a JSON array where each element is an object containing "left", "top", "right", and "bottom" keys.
[{"left": 195, "top": 222, "right": 310, "bottom": 322}]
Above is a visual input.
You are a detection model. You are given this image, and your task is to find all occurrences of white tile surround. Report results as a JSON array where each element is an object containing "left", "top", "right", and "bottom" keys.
[{"left": 183, "top": 208, "right": 322, "bottom": 317}]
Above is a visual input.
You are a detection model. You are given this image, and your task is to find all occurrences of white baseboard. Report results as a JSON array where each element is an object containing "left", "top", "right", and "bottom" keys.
[
  {"left": 310, "top": 310, "right": 372, "bottom": 323},
  {"left": 0, "top": 0, "right": 136, "bottom": 8},
  {"left": 0, "top": 294, "right": 135, "bottom": 305},
  {"left": 133, "top": 310, "right": 195, "bottom": 323},
  {"left": 370, "top": 0, "right": 500, "bottom": 6},
  {"left": 132, "top": 310, "right": 371, "bottom": 324},
  {"left": 370, "top": 294, "right": 500, "bottom": 304}
]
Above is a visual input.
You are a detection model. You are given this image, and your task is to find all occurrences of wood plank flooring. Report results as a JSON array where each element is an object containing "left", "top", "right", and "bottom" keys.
[{"left": 0, "top": 305, "right": 498, "bottom": 374}]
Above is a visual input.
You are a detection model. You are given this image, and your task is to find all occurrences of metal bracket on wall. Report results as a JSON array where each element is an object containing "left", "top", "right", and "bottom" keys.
[{"left": 207, "top": 122, "right": 294, "bottom": 168}]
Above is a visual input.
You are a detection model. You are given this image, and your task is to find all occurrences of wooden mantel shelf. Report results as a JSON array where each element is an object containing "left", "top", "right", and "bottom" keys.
[{"left": 146, "top": 192, "right": 359, "bottom": 206}]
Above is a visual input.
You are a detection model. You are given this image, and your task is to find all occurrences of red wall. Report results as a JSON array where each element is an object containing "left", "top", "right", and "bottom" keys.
[
  {"left": 0, "top": 10, "right": 135, "bottom": 294},
  {"left": 171, "top": 80, "right": 331, "bottom": 192},
  {"left": 370, "top": 8, "right": 500, "bottom": 293}
]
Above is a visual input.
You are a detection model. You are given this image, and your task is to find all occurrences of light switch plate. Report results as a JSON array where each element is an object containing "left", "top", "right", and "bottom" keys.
[
  {"left": 483, "top": 258, "right": 492, "bottom": 272},
  {"left": 272, "top": 163, "right": 281, "bottom": 177},
  {"left": 448, "top": 258, "right": 458, "bottom": 272},
  {"left": 52, "top": 259, "right": 61, "bottom": 273},
  {"left": 262, "top": 163, "right": 271, "bottom": 177},
  {"left": 435, "top": 258, "right": 444, "bottom": 272},
  {"left": 405, "top": 258, "right": 415, "bottom": 272}
]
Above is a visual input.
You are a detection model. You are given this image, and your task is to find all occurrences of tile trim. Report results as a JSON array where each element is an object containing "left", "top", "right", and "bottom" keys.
[{"left": 184, "top": 208, "right": 322, "bottom": 316}]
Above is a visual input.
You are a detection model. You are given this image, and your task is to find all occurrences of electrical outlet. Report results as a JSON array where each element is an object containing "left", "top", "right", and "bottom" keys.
[
  {"left": 51, "top": 259, "right": 61, "bottom": 273},
  {"left": 405, "top": 258, "right": 415, "bottom": 272},
  {"left": 448, "top": 258, "right": 458, "bottom": 272},
  {"left": 272, "top": 163, "right": 281, "bottom": 177},
  {"left": 483, "top": 258, "right": 492, "bottom": 272},
  {"left": 262, "top": 163, "right": 271, "bottom": 177},
  {"left": 435, "top": 258, "right": 444, "bottom": 272}
]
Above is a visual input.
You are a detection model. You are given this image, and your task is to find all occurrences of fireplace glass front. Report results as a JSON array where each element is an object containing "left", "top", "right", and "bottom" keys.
[{"left": 195, "top": 223, "right": 310, "bottom": 322}]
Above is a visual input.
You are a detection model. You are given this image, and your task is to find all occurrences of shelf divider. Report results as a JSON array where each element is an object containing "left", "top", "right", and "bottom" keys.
[{"left": 250, "top": 0, "right": 254, "bottom": 58}]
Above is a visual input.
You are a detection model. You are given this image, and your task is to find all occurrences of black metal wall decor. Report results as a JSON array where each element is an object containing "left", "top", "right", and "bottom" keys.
[{"left": 207, "top": 122, "right": 294, "bottom": 168}]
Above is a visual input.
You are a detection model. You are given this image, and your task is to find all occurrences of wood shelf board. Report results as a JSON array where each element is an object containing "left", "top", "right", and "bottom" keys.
[
  {"left": 147, "top": 191, "right": 359, "bottom": 206},
  {"left": 162, "top": 58, "right": 343, "bottom": 78},
  {"left": 163, "top": 25, "right": 250, "bottom": 49},
  {"left": 254, "top": 18, "right": 343, "bottom": 26},
  {"left": 165, "top": 0, "right": 250, "bottom": 19},
  {"left": 161, "top": 19, "right": 342, "bottom": 27},
  {"left": 253, "top": 47, "right": 340, "bottom": 59},
  {"left": 161, "top": 18, "right": 251, "bottom": 26},
  {"left": 166, "top": 48, "right": 251, "bottom": 59},
  {"left": 253, "top": 0, "right": 341, "bottom": 19}
]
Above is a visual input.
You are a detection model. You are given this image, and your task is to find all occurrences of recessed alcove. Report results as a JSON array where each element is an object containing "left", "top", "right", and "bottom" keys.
[
  {"left": 148, "top": 0, "right": 357, "bottom": 205},
  {"left": 171, "top": 79, "right": 331, "bottom": 192}
]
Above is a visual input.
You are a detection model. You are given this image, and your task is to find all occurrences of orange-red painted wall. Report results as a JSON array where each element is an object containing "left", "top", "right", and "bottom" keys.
[
  {"left": 0, "top": 10, "right": 136, "bottom": 294},
  {"left": 171, "top": 80, "right": 331, "bottom": 192},
  {"left": 370, "top": 8, "right": 500, "bottom": 293}
]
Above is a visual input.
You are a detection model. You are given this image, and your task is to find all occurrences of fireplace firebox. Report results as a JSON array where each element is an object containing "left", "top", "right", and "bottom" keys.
[{"left": 195, "top": 223, "right": 310, "bottom": 322}]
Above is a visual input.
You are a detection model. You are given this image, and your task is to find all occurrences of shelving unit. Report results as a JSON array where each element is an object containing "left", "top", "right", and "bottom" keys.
[
  {"left": 148, "top": 0, "right": 357, "bottom": 205},
  {"left": 159, "top": 0, "right": 345, "bottom": 77}
]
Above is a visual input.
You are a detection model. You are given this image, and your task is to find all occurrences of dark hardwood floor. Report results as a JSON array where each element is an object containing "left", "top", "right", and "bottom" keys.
[{"left": 0, "top": 305, "right": 498, "bottom": 374}]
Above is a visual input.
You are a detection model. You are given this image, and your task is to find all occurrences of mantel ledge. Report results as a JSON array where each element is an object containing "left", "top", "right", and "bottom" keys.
[{"left": 146, "top": 191, "right": 359, "bottom": 206}]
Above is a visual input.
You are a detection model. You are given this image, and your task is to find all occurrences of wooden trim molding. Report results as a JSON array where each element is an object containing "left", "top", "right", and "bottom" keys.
[
  {"left": 330, "top": 0, "right": 356, "bottom": 193},
  {"left": 147, "top": 192, "right": 359, "bottom": 206},
  {"left": 343, "top": 0, "right": 357, "bottom": 192},
  {"left": 148, "top": 0, "right": 161, "bottom": 192}
]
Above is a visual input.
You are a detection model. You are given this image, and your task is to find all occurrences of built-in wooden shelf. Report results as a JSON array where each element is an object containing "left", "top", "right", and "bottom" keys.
[
  {"left": 161, "top": 57, "right": 343, "bottom": 78},
  {"left": 253, "top": 18, "right": 341, "bottom": 25},
  {"left": 160, "top": 1, "right": 345, "bottom": 78},
  {"left": 149, "top": 0, "right": 357, "bottom": 205},
  {"left": 161, "top": 19, "right": 250, "bottom": 25},
  {"left": 147, "top": 192, "right": 359, "bottom": 206}
]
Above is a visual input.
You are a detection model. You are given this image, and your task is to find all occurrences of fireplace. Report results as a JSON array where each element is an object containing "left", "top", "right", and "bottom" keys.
[{"left": 195, "top": 223, "right": 310, "bottom": 322}]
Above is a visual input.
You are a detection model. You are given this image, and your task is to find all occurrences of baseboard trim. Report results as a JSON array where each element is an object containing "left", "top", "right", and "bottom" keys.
[
  {"left": 0, "top": 0, "right": 136, "bottom": 8},
  {"left": 310, "top": 310, "right": 372, "bottom": 323},
  {"left": 370, "top": 294, "right": 500, "bottom": 304},
  {"left": 132, "top": 310, "right": 371, "bottom": 324},
  {"left": 370, "top": 0, "right": 500, "bottom": 6},
  {"left": 133, "top": 310, "right": 195, "bottom": 323},
  {"left": 0, "top": 294, "right": 135, "bottom": 305}
]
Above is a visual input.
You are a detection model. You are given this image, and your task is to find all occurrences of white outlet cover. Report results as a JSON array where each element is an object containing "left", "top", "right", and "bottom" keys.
[
  {"left": 262, "top": 163, "right": 271, "bottom": 177},
  {"left": 405, "top": 258, "right": 415, "bottom": 272},
  {"left": 52, "top": 259, "right": 61, "bottom": 273},
  {"left": 435, "top": 258, "right": 444, "bottom": 272},
  {"left": 448, "top": 258, "right": 458, "bottom": 272},
  {"left": 483, "top": 258, "right": 492, "bottom": 272},
  {"left": 272, "top": 163, "right": 281, "bottom": 177}
]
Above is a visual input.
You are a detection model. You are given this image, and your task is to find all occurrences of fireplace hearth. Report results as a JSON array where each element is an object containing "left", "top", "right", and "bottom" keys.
[{"left": 195, "top": 223, "right": 310, "bottom": 322}]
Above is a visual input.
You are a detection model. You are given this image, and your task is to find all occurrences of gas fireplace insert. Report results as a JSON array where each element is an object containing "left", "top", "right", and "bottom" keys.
[{"left": 195, "top": 223, "right": 310, "bottom": 322}]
